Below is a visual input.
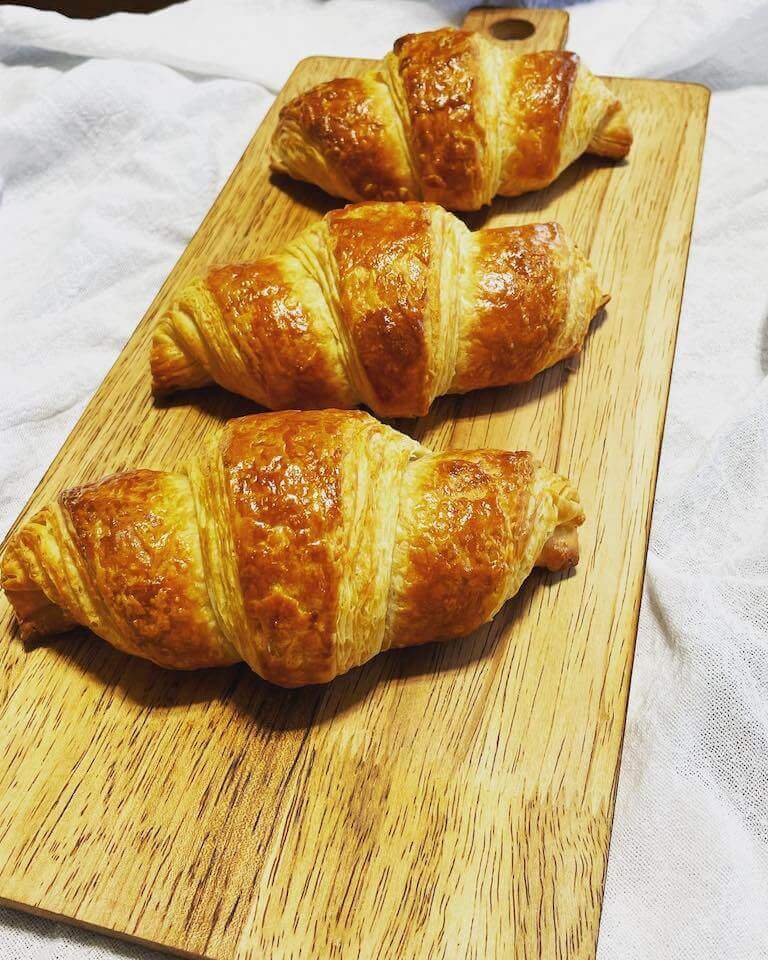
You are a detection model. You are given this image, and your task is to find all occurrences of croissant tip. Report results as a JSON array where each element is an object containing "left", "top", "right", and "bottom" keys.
[
  {"left": 149, "top": 318, "right": 211, "bottom": 397},
  {"left": 149, "top": 335, "right": 171, "bottom": 396},
  {"left": 268, "top": 146, "right": 288, "bottom": 176},
  {"left": 536, "top": 524, "right": 581, "bottom": 572},
  {"left": 589, "top": 104, "right": 633, "bottom": 160}
]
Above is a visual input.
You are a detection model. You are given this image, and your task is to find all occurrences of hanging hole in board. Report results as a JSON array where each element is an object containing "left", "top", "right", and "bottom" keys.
[{"left": 489, "top": 18, "right": 536, "bottom": 41}]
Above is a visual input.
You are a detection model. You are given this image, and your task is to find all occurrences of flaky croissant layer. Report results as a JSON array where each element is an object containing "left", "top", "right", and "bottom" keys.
[
  {"left": 2, "top": 411, "right": 584, "bottom": 687},
  {"left": 151, "top": 202, "right": 608, "bottom": 417},
  {"left": 271, "top": 28, "right": 633, "bottom": 210}
]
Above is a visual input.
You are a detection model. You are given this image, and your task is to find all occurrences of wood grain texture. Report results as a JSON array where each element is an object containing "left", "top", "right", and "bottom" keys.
[
  {"left": 463, "top": 4, "right": 568, "bottom": 49},
  {"left": 0, "top": 9, "right": 709, "bottom": 960}
]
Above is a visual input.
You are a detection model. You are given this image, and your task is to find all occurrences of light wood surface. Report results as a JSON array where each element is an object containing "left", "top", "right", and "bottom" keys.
[
  {"left": 463, "top": 4, "right": 568, "bottom": 48},
  {"left": 0, "top": 8, "right": 709, "bottom": 960}
]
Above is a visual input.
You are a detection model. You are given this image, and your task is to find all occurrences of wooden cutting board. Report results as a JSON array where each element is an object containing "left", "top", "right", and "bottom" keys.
[{"left": 0, "top": 8, "right": 708, "bottom": 960}]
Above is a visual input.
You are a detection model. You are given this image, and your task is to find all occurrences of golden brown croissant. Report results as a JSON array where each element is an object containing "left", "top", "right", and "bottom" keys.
[
  {"left": 151, "top": 202, "right": 607, "bottom": 417},
  {"left": 271, "top": 28, "right": 632, "bottom": 210},
  {"left": 1, "top": 410, "right": 584, "bottom": 687}
]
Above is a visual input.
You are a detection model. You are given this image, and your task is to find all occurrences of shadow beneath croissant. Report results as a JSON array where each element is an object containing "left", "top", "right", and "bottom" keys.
[
  {"left": 152, "top": 383, "right": 260, "bottom": 421},
  {"left": 268, "top": 171, "right": 342, "bottom": 217},
  {"left": 268, "top": 156, "right": 627, "bottom": 233},
  {"left": 391, "top": 308, "right": 609, "bottom": 446},
  {"left": 427, "top": 363, "right": 569, "bottom": 436},
  {"left": 458, "top": 154, "right": 629, "bottom": 233},
  {"left": 24, "top": 569, "right": 573, "bottom": 737}
]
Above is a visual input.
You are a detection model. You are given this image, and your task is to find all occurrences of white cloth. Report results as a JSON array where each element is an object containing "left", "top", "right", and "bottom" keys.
[{"left": 1, "top": 1, "right": 767, "bottom": 957}]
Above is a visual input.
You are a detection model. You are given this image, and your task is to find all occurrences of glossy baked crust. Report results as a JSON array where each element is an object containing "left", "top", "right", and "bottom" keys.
[
  {"left": 386, "top": 29, "right": 496, "bottom": 209},
  {"left": 1, "top": 410, "right": 585, "bottom": 687},
  {"left": 151, "top": 202, "right": 608, "bottom": 417},
  {"left": 271, "top": 28, "right": 632, "bottom": 210}
]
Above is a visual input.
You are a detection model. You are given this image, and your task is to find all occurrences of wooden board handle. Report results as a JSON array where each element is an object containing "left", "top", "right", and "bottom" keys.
[{"left": 462, "top": 6, "right": 569, "bottom": 51}]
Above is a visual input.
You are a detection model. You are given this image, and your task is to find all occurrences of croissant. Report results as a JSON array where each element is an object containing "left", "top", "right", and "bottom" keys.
[
  {"left": 151, "top": 201, "right": 607, "bottom": 417},
  {"left": 271, "top": 28, "right": 632, "bottom": 210},
  {"left": 1, "top": 410, "right": 584, "bottom": 687}
]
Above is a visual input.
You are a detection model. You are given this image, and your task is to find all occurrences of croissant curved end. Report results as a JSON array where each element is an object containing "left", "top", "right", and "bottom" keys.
[
  {"left": 534, "top": 471, "right": 586, "bottom": 572},
  {"left": 150, "top": 321, "right": 185, "bottom": 396},
  {"left": 588, "top": 103, "right": 633, "bottom": 159},
  {"left": 1, "top": 510, "right": 75, "bottom": 641},
  {"left": 150, "top": 297, "right": 212, "bottom": 396},
  {"left": 537, "top": 524, "right": 581, "bottom": 572}
]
